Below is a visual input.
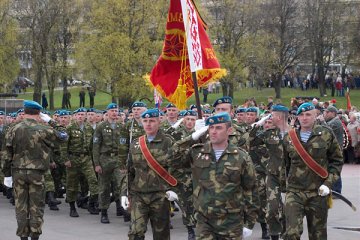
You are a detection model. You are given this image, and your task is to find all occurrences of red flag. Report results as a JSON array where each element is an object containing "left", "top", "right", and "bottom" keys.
[
  {"left": 346, "top": 90, "right": 351, "bottom": 111},
  {"left": 146, "top": 0, "right": 226, "bottom": 109}
]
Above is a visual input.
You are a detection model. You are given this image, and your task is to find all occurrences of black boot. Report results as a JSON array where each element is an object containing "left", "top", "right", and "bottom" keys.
[
  {"left": 116, "top": 199, "right": 124, "bottom": 216},
  {"left": 123, "top": 210, "right": 131, "bottom": 222},
  {"left": 6, "top": 188, "right": 12, "bottom": 199},
  {"left": 101, "top": 209, "right": 110, "bottom": 224},
  {"left": 88, "top": 195, "right": 100, "bottom": 215},
  {"left": 69, "top": 201, "right": 79, "bottom": 217},
  {"left": 31, "top": 237, "right": 39, "bottom": 240},
  {"left": 187, "top": 226, "right": 195, "bottom": 240},
  {"left": 20, "top": 237, "right": 28, "bottom": 240},
  {"left": 271, "top": 235, "right": 279, "bottom": 240},
  {"left": 47, "top": 192, "right": 59, "bottom": 211},
  {"left": 261, "top": 223, "right": 270, "bottom": 239}
]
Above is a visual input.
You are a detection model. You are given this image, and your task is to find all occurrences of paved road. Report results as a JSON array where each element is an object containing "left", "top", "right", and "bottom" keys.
[{"left": 1, "top": 164, "right": 359, "bottom": 240}]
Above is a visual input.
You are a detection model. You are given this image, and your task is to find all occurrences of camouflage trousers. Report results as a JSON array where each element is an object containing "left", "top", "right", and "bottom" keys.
[
  {"left": 66, "top": 155, "right": 99, "bottom": 202},
  {"left": 97, "top": 159, "right": 124, "bottom": 209},
  {"left": 174, "top": 175, "right": 195, "bottom": 227},
  {"left": 283, "top": 190, "right": 328, "bottom": 240},
  {"left": 195, "top": 211, "right": 243, "bottom": 240},
  {"left": 44, "top": 169, "right": 55, "bottom": 192},
  {"left": 128, "top": 191, "right": 170, "bottom": 240},
  {"left": 50, "top": 163, "right": 66, "bottom": 193},
  {"left": 266, "top": 173, "right": 284, "bottom": 235},
  {"left": 12, "top": 169, "right": 46, "bottom": 238},
  {"left": 255, "top": 171, "right": 267, "bottom": 223}
]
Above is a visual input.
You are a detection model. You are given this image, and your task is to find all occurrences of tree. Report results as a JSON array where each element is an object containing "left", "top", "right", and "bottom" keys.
[
  {"left": 0, "top": 0, "right": 19, "bottom": 92},
  {"left": 76, "top": 0, "right": 168, "bottom": 106}
]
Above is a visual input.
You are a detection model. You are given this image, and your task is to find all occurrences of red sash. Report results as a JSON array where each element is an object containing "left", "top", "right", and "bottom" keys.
[
  {"left": 139, "top": 135, "right": 177, "bottom": 186},
  {"left": 289, "top": 129, "right": 328, "bottom": 179}
]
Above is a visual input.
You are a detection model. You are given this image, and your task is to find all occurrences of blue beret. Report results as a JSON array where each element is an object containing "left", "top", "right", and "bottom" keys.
[
  {"left": 189, "top": 104, "right": 197, "bottom": 110},
  {"left": 11, "top": 113, "right": 17, "bottom": 118},
  {"left": 141, "top": 109, "right": 160, "bottom": 118},
  {"left": 206, "top": 112, "right": 231, "bottom": 126},
  {"left": 235, "top": 108, "right": 247, "bottom": 114},
  {"left": 87, "top": 108, "right": 96, "bottom": 112},
  {"left": 58, "top": 110, "right": 70, "bottom": 116},
  {"left": 41, "top": 110, "right": 51, "bottom": 115},
  {"left": 246, "top": 107, "right": 258, "bottom": 113},
  {"left": 159, "top": 111, "right": 165, "bottom": 116},
  {"left": 73, "top": 107, "right": 87, "bottom": 114},
  {"left": 179, "top": 110, "right": 187, "bottom": 117},
  {"left": 0, "top": 111, "right": 5, "bottom": 116},
  {"left": 297, "top": 103, "right": 315, "bottom": 115},
  {"left": 95, "top": 109, "right": 103, "bottom": 114},
  {"left": 166, "top": 103, "right": 177, "bottom": 108},
  {"left": 132, "top": 101, "right": 147, "bottom": 108},
  {"left": 213, "top": 96, "right": 232, "bottom": 107},
  {"left": 184, "top": 110, "right": 197, "bottom": 117},
  {"left": 53, "top": 110, "right": 60, "bottom": 115},
  {"left": 203, "top": 109, "right": 211, "bottom": 114},
  {"left": 106, "top": 103, "right": 118, "bottom": 110},
  {"left": 271, "top": 104, "right": 289, "bottom": 112},
  {"left": 24, "top": 100, "right": 42, "bottom": 111}
]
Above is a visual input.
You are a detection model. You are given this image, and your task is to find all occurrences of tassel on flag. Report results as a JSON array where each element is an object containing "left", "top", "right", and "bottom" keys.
[{"left": 145, "top": 0, "right": 226, "bottom": 109}]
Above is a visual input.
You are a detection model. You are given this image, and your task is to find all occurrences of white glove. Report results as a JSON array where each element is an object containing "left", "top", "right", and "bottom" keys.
[
  {"left": 281, "top": 193, "right": 286, "bottom": 204},
  {"left": 252, "top": 114, "right": 271, "bottom": 127},
  {"left": 243, "top": 227, "right": 253, "bottom": 238},
  {"left": 194, "top": 119, "right": 206, "bottom": 131},
  {"left": 121, "top": 196, "right": 129, "bottom": 210},
  {"left": 166, "top": 190, "right": 178, "bottom": 201},
  {"left": 39, "top": 112, "right": 52, "bottom": 123},
  {"left": 191, "top": 125, "right": 209, "bottom": 141},
  {"left": 172, "top": 118, "right": 184, "bottom": 129},
  {"left": 4, "top": 177, "right": 13, "bottom": 188},
  {"left": 319, "top": 185, "right": 330, "bottom": 196}
]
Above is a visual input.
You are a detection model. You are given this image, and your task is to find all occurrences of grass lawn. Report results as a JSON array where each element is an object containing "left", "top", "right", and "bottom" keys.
[{"left": 15, "top": 86, "right": 359, "bottom": 111}]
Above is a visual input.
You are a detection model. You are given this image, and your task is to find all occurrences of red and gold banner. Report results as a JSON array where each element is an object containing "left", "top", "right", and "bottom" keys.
[{"left": 146, "top": 0, "right": 226, "bottom": 109}]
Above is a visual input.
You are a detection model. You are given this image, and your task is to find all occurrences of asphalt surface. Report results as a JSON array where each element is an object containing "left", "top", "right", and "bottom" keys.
[{"left": 1, "top": 164, "right": 359, "bottom": 240}]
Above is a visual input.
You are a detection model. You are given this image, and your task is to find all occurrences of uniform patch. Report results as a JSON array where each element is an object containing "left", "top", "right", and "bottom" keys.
[
  {"left": 93, "top": 137, "right": 99, "bottom": 143},
  {"left": 119, "top": 138, "right": 127, "bottom": 145}
]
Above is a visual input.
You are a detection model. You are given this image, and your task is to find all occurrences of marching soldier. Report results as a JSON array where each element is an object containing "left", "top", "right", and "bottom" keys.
[
  {"left": 172, "top": 112, "right": 258, "bottom": 239},
  {"left": 282, "top": 102, "right": 343, "bottom": 239},
  {"left": 162, "top": 103, "right": 179, "bottom": 128},
  {"left": 3, "top": 100, "right": 68, "bottom": 240},
  {"left": 64, "top": 107, "right": 99, "bottom": 217},
  {"left": 121, "top": 109, "right": 177, "bottom": 240}
]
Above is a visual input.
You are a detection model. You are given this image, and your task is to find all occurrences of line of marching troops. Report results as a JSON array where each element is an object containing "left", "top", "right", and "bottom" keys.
[{"left": 0, "top": 96, "right": 343, "bottom": 240}]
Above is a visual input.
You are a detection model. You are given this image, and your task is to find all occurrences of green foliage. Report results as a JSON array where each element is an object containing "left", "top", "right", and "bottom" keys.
[{"left": 0, "top": 0, "right": 19, "bottom": 91}]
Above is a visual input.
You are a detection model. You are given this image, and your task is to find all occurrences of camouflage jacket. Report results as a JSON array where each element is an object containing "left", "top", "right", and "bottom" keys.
[
  {"left": 128, "top": 130, "right": 174, "bottom": 194},
  {"left": 119, "top": 119, "right": 145, "bottom": 167},
  {"left": 3, "top": 119, "right": 68, "bottom": 176},
  {"left": 172, "top": 139, "right": 258, "bottom": 228},
  {"left": 248, "top": 126, "right": 269, "bottom": 174},
  {"left": 64, "top": 122, "right": 94, "bottom": 165},
  {"left": 92, "top": 120, "right": 123, "bottom": 167},
  {"left": 283, "top": 125, "right": 343, "bottom": 191}
]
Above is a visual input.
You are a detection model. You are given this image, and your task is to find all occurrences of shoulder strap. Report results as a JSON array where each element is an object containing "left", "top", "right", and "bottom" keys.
[
  {"left": 139, "top": 135, "right": 177, "bottom": 186},
  {"left": 288, "top": 129, "right": 328, "bottom": 179}
]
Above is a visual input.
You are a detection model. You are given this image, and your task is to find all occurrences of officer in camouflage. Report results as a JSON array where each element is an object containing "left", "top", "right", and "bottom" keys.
[
  {"left": 161, "top": 103, "right": 179, "bottom": 129},
  {"left": 172, "top": 112, "right": 258, "bottom": 239},
  {"left": 2, "top": 100, "right": 68, "bottom": 240},
  {"left": 64, "top": 107, "right": 99, "bottom": 217},
  {"left": 121, "top": 108, "right": 177, "bottom": 240},
  {"left": 93, "top": 103, "right": 124, "bottom": 223},
  {"left": 282, "top": 102, "right": 343, "bottom": 240}
]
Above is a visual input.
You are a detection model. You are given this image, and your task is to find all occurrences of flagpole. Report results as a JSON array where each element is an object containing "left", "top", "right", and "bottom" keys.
[{"left": 192, "top": 72, "right": 203, "bottom": 119}]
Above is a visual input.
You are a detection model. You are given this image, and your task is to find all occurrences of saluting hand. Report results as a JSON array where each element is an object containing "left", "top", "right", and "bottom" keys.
[{"left": 64, "top": 161, "right": 71, "bottom": 168}]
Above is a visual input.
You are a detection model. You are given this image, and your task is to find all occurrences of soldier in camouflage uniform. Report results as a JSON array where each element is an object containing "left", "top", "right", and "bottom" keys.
[
  {"left": 64, "top": 107, "right": 99, "bottom": 217},
  {"left": 2, "top": 100, "right": 68, "bottom": 240},
  {"left": 172, "top": 112, "right": 258, "bottom": 239},
  {"left": 161, "top": 103, "right": 179, "bottom": 129},
  {"left": 247, "top": 107, "right": 270, "bottom": 239},
  {"left": 121, "top": 108, "right": 177, "bottom": 240},
  {"left": 93, "top": 103, "right": 124, "bottom": 223},
  {"left": 282, "top": 102, "right": 343, "bottom": 240},
  {"left": 0, "top": 111, "right": 6, "bottom": 194},
  {"left": 118, "top": 101, "right": 146, "bottom": 221},
  {"left": 168, "top": 110, "right": 197, "bottom": 239}
]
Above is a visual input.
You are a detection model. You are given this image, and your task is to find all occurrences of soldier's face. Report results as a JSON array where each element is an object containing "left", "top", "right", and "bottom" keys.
[
  {"left": 271, "top": 112, "right": 285, "bottom": 127},
  {"left": 264, "top": 119, "right": 274, "bottom": 130},
  {"left": 236, "top": 113, "right": 246, "bottom": 123},
  {"left": 133, "top": 107, "right": 146, "bottom": 120},
  {"left": 245, "top": 112, "right": 257, "bottom": 124},
  {"left": 209, "top": 123, "right": 232, "bottom": 145},
  {"left": 96, "top": 113, "right": 103, "bottom": 123},
  {"left": 183, "top": 116, "right": 196, "bottom": 130},
  {"left": 76, "top": 112, "right": 86, "bottom": 123},
  {"left": 108, "top": 109, "right": 119, "bottom": 120},
  {"left": 59, "top": 116, "right": 69, "bottom": 126},
  {"left": 0, "top": 116, "right": 4, "bottom": 125},
  {"left": 166, "top": 108, "right": 179, "bottom": 119},
  {"left": 87, "top": 112, "right": 96, "bottom": 122},
  {"left": 215, "top": 103, "right": 232, "bottom": 114},
  {"left": 142, "top": 117, "right": 160, "bottom": 136},
  {"left": 298, "top": 110, "right": 317, "bottom": 130}
]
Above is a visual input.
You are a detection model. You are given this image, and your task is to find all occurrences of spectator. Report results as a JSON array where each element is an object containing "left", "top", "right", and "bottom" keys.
[
  {"left": 79, "top": 88, "right": 85, "bottom": 107},
  {"left": 42, "top": 93, "right": 48, "bottom": 110},
  {"left": 347, "top": 113, "right": 360, "bottom": 164},
  {"left": 89, "top": 88, "right": 96, "bottom": 108}
]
